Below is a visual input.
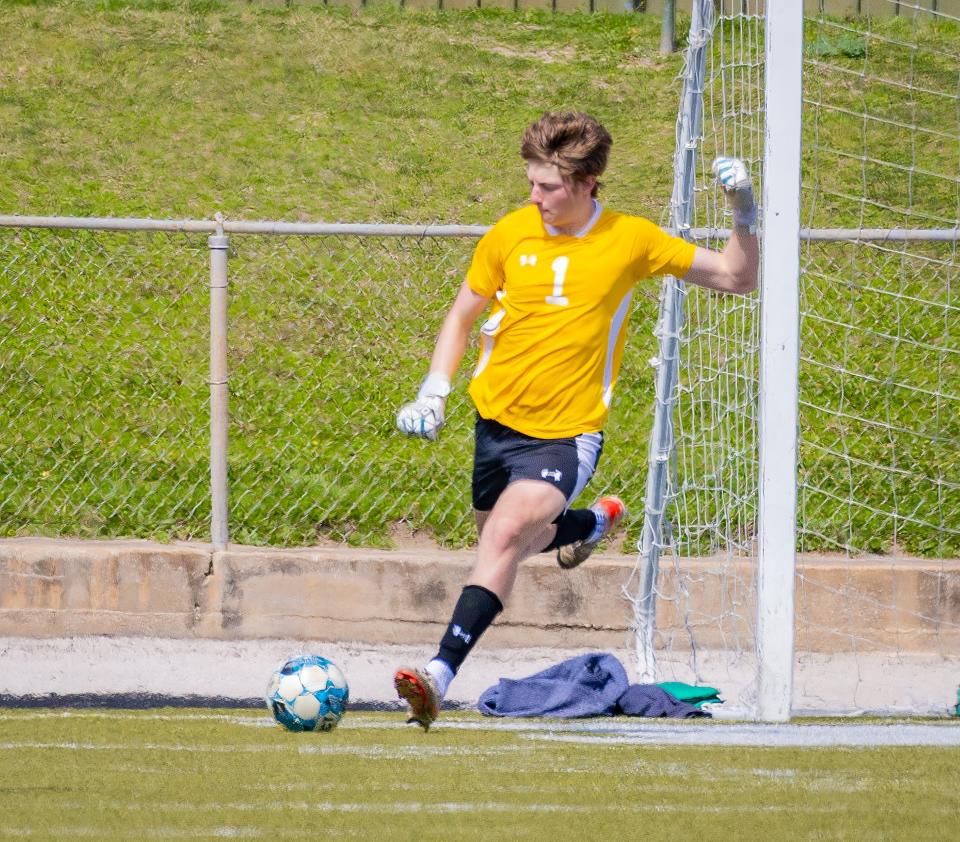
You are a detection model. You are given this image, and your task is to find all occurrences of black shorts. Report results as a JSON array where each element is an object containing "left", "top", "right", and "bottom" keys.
[{"left": 471, "top": 415, "right": 604, "bottom": 512}]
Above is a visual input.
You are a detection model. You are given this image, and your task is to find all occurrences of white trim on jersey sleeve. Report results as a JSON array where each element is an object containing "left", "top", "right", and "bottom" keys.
[
  {"left": 472, "top": 293, "right": 508, "bottom": 379},
  {"left": 474, "top": 333, "right": 495, "bottom": 379},
  {"left": 601, "top": 288, "right": 635, "bottom": 407}
]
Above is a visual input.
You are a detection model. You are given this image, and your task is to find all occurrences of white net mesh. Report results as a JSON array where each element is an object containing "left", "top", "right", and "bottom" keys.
[
  {"left": 631, "top": 1, "right": 960, "bottom": 715},
  {"left": 796, "top": 4, "right": 959, "bottom": 714}
]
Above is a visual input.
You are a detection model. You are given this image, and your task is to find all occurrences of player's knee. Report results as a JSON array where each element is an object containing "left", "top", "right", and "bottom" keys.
[{"left": 481, "top": 516, "right": 525, "bottom": 551}]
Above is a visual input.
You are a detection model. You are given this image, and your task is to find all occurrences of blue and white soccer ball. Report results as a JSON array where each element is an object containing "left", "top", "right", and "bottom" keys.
[{"left": 265, "top": 655, "right": 349, "bottom": 732}]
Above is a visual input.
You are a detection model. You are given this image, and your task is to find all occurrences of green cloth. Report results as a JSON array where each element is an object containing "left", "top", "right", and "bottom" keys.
[{"left": 656, "top": 682, "right": 722, "bottom": 708}]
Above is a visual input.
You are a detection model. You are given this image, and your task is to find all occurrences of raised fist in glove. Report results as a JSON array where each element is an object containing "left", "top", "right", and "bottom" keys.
[
  {"left": 396, "top": 372, "right": 451, "bottom": 441},
  {"left": 712, "top": 156, "right": 757, "bottom": 230}
]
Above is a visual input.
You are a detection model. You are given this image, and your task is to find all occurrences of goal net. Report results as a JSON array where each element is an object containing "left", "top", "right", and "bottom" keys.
[{"left": 629, "top": 0, "right": 960, "bottom": 716}]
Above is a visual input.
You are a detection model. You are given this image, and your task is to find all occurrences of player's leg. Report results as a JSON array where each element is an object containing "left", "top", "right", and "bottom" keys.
[
  {"left": 472, "top": 415, "right": 565, "bottom": 559},
  {"left": 395, "top": 415, "right": 505, "bottom": 730},
  {"left": 515, "top": 429, "right": 627, "bottom": 566},
  {"left": 395, "top": 419, "right": 570, "bottom": 729},
  {"left": 541, "top": 508, "right": 596, "bottom": 552},
  {"left": 465, "top": 424, "right": 581, "bottom": 595},
  {"left": 467, "top": 478, "right": 567, "bottom": 596},
  {"left": 396, "top": 479, "right": 565, "bottom": 730},
  {"left": 421, "top": 432, "right": 574, "bottom": 698},
  {"left": 544, "top": 429, "right": 627, "bottom": 568},
  {"left": 554, "top": 494, "right": 627, "bottom": 568},
  {"left": 544, "top": 433, "right": 605, "bottom": 558},
  {"left": 481, "top": 507, "right": 558, "bottom": 556},
  {"left": 475, "top": 508, "right": 490, "bottom": 535}
]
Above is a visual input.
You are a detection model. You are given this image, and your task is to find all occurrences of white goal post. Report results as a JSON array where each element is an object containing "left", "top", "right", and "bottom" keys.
[{"left": 755, "top": 2, "right": 803, "bottom": 723}]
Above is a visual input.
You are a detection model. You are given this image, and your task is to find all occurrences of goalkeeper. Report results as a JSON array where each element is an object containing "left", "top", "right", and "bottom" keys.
[{"left": 394, "top": 111, "right": 759, "bottom": 730}]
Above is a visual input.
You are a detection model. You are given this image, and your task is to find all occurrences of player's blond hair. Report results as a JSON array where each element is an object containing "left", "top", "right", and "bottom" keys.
[{"left": 520, "top": 111, "right": 613, "bottom": 198}]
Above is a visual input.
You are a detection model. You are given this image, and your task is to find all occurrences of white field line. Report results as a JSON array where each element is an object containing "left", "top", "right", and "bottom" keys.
[
  {"left": 1, "top": 829, "right": 264, "bottom": 839},
  {"left": 2, "top": 708, "right": 954, "bottom": 731},
  {"left": 1, "top": 710, "right": 957, "bottom": 747},
  {"left": 144, "top": 830, "right": 262, "bottom": 839},
  {"left": 0, "top": 710, "right": 411, "bottom": 728},
  {"left": 2, "top": 799, "right": 854, "bottom": 815},
  {"left": 0, "top": 740, "right": 530, "bottom": 759},
  {"left": 521, "top": 725, "right": 960, "bottom": 748},
  {"left": 0, "top": 710, "right": 273, "bottom": 725}
]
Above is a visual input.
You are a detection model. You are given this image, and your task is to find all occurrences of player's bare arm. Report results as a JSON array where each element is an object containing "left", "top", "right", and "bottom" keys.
[
  {"left": 684, "top": 227, "right": 759, "bottom": 294},
  {"left": 396, "top": 281, "right": 490, "bottom": 441},
  {"left": 428, "top": 281, "right": 491, "bottom": 382},
  {"left": 683, "top": 156, "right": 760, "bottom": 295}
]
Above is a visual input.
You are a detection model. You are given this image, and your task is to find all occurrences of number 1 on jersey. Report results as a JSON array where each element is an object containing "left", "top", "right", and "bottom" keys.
[{"left": 546, "top": 256, "right": 570, "bottom": 306}]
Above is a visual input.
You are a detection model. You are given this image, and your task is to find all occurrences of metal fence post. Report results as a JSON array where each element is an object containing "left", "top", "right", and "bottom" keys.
[
  {"left": 660, "top": 0, "right": 676, "bottom": 54},
  {"left": 209, "top": 219, "right": 229, "bottom": 551}
]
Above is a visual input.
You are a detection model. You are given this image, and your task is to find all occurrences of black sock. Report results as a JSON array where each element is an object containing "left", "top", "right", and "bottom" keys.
[
  {"left": 435, "top": 585, "right": 503, "bottom": 673},
  {"left": 541, "top": 508, "right": 597, "bottom": 552}
]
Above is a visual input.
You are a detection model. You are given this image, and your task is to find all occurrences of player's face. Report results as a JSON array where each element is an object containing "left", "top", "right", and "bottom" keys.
[{"left": 526, "top": 161, "right": 595, "bottom": 231}]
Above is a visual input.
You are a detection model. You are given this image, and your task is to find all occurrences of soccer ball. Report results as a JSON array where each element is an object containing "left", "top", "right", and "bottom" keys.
[{"left": 265, "top": 654, "right": 349, "bottom": 732}]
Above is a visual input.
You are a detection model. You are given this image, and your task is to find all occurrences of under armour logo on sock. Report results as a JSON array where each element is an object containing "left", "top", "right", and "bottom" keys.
[
  {"left": 451, "top": 624, "right": 472, "bottom": 644},
  {"left": 541, "top": 468, "right": 562, "bottom": 482}
]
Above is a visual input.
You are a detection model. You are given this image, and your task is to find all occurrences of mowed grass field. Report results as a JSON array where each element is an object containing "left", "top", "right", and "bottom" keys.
[{"left": 1, "top": 708, "right": 959, "bottom": 841}]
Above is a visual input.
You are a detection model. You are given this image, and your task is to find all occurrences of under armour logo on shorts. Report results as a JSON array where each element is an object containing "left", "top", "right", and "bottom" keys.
[{"left": 541, "top": 468, "right": 562, "bottom": 482}]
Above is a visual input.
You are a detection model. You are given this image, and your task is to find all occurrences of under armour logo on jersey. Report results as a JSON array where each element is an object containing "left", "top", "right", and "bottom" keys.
[
  {"left": 541, "top": 468, "right": 562, "bottom": 482},
  {"left": 451, "top": 624, "right": 472, "bottom": 644},
  {"left": 519, "top": 254, "right": 538, "bottom": 267}
]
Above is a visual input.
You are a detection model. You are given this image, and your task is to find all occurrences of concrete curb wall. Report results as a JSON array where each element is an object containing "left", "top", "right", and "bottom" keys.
[{"left": 2, "top": 538, "right": 959, "bottom": 653}]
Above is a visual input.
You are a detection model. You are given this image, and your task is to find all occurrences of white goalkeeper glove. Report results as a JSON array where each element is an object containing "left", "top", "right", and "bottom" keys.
[
  {"left": 396, "top": 372, "right": 451, "bottom": 441},
  {"left": 712, "top": 156, "right": 757, "bottom": 231}
]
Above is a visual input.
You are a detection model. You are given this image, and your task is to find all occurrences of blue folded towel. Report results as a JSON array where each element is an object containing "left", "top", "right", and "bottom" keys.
[
  {"left": 477, "top": 652, "right": 711, "bottom": 719},
  {"left": 478, "top": 652, "right": 627, "bottom": 718}
]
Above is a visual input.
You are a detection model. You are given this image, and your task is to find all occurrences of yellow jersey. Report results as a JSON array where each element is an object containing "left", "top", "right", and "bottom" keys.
[{"left": 466, "top": 203, "right": 696, "bottom": 439}]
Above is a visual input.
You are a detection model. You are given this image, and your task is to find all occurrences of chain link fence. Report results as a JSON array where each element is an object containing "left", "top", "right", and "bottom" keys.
[
  {"left": 0, "top": 222, "right": 665, "bottom": 548},
  {"left": 225, "top": 232, "right": 482, "bottom": 547},
  {"left": 3, "top": 215, "right": 954, "bottom": 557},
  {"left": 0, "top": 227, "right": 210, "bottom": 541}
]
